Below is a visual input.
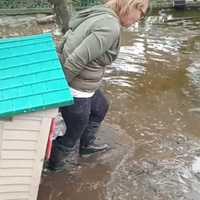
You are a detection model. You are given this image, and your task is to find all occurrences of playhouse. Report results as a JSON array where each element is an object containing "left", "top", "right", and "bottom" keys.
[{"left": 0, "top": 33, "right": 73, "bottom": 200}]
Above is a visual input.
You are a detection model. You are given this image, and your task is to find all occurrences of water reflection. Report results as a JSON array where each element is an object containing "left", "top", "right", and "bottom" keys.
[
  {"left": 39, "top": 9, "right": 200, "bottom": 200},
  {"left": 192, "top": 156, "right": 200, "bottom": 173},
  {"left": 104, "top": 9, "right": 200, "bottom": 200}
]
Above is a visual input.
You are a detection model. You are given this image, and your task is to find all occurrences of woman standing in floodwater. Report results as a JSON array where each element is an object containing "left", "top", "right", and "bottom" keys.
[{"left": 48, "top": 0, "right": 150, "bottom": 171}]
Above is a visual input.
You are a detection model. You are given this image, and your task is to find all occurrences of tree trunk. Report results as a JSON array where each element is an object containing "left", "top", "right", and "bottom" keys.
[{"left": 48, "top": 0, "right": 70, "bottom": 33}]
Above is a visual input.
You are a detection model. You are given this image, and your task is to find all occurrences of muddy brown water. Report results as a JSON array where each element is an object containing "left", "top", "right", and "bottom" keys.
[
  {"left": 38, "top": 9, "right": 200, "bottom": 200},
  {"left": 3, "top": 9, "right": 199, "bottom": 200},
  {"left": 39, "top": 9, "right": 200, "bottom": 200},
  {"left": 103, "top": 9, "right": 200, "bottom": 200}
]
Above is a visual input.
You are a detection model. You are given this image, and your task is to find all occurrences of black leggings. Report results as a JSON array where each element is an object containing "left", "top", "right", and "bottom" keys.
[{"left": 57, "top": 89, "right": 109, "bottom": 149}]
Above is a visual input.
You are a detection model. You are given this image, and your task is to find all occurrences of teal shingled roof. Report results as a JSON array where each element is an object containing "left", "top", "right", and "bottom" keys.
[{"left": 0, "top": 33, "right": 73, "bottom": 117}]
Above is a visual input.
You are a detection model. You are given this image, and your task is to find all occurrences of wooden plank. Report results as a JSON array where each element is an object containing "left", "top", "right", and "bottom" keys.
[
  {"left": 0, "top": 159, "right": 33, "bottom": 168},
  {"left": 0, "top": 176, "right": 31, "bottom": 185},
  {"left": 173, "top": 0, "right": 186, "bottom": 7},
  {"left": 1, "top": 150, "right": 35, "bottom": 159},
  {"left": 2, "top": 140, "right": 37, "bottom": 150},
  {"left": 3, "top": 130, "right": 38, "bottom": 141},
  {"left": 0, "top": 168, "right": 32, "bottom": 177},
  {"left": 0, "top": 8, "right": 53, "bottom": 15},
  {"left": 0, "top": 184, "right": 30, "bottom": 193}
]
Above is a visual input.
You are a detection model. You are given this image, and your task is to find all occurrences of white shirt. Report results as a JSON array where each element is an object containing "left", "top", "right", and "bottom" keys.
[{"left": 70, "top": 87, "right": 94, "bottom": 98}]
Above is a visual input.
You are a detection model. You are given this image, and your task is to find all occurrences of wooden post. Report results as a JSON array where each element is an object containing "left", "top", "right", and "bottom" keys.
[{"left": 173, "top": 0, "right": 186, "bottom": 8}]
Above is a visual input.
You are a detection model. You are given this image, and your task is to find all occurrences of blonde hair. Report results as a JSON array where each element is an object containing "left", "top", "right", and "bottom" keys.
[{"left": 105, "top": 0, "right": 147, "bottom": 16}]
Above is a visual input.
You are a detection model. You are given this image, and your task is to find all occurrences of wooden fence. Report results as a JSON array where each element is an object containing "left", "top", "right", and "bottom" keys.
[
  {"left": 0, "top": 0, "right": 200, "bottom": 15},
  {"left": 0, "top": 0, "right": 53, "bottom": 15},
  {"left": 151, "top": 0, "right": 200, "bottom": 9}
]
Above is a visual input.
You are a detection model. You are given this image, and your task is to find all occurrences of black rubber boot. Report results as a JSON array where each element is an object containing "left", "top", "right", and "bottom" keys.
[
  {"left": 80, "top": 121, "right": 111, "bottom": 156},
  {"left": 80, "top": 142, "right": 111, "bottom": 156},
  {"left": 48, "top": 140, "right": 77, "bottom": 172}
]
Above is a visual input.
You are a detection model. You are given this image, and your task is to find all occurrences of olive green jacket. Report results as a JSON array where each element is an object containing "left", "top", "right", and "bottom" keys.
[{"left": 58, "top": 5, "right": 121, "bottom": 92}]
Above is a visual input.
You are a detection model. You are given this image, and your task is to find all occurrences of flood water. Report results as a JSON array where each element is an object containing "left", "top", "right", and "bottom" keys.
[{"left": 38, "top": 9, "right": 200, "bottom": 200}]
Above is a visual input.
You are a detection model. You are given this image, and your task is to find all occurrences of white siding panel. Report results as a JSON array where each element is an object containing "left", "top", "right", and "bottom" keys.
[
  {"left": 4, "top": 119, "right": 41, "bottom": 131},
  {"left": 3, "top": 130, "right": 38, "bottom": 141},
  {"left": 43, "top": 108, "right": 58, "bottom": 117},
  {"left": 0, "top": 121, "right": 4, "bottom": 160},
  {"left": 31, "top": 117, "right": 52, "bottom": 200},
  {"left": 0, "top": 168, "right": 32, "bottom": 177},
  {"left": 0, "top": 192, "right": 29, "bottom": 200},
  {"left": 18, "top": 108, "right": 57, "bottom": 118},
  {"left": 0, "top": 177, "right": 31, "bottom": 185},
  {"left": 2, "top": 141, "right": 37, "bottom": 150},
  {"left": 0, "top": 184, "right": 30, "bottom": 193},
  {"left": 0, "top": 110, "right": 56, "bottom": 200},
  {"left": 0, "top": 159, "right": 33, "bottom": 168},
  {"left": 1, "top": 150, "right": 35, "bottom": 159}
]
